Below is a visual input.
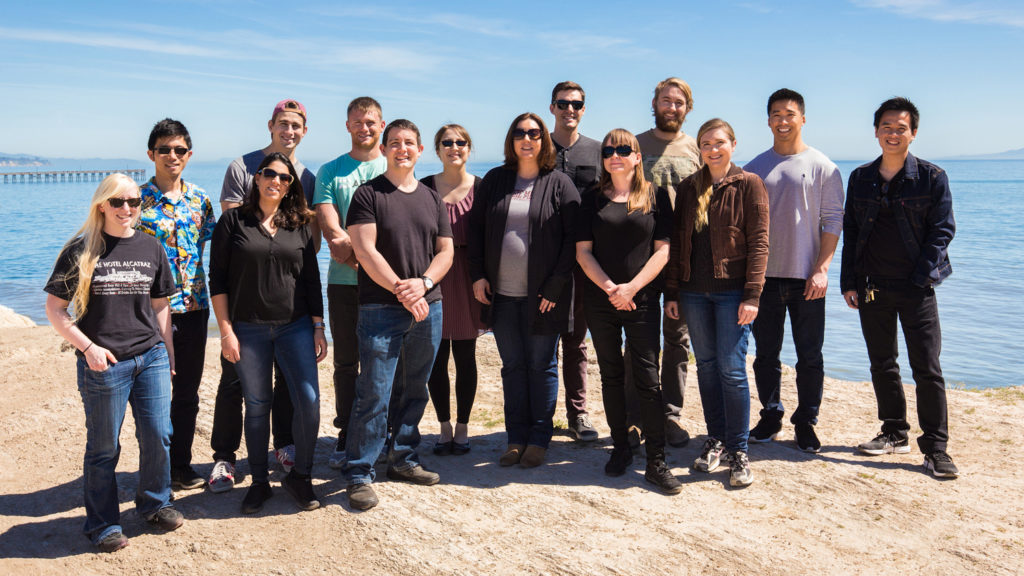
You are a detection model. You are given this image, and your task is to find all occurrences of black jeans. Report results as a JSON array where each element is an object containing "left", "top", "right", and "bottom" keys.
[
  {"left": 428, "top": 338, "right": 478, "bottom": 424},
  {"left": 170, "top": 308, "right": 209, "bottom": 470},
  {"left": 856, "top": 279, "right": 948, "bottom": 453},
  {"left": 624, "top": 303, "right": 689, "bottom": 427},
  {"left": 211, "top": 357, "right": 294, "bottom": 464},
  {"left": 586, "top": 296, "right": 665, "bottom": 461},
  {"left": 752, "top": 278, "right": 825, "bottom": 426},
  {"left": 328, "top": 284, "right": 359, "bottom": 433}
]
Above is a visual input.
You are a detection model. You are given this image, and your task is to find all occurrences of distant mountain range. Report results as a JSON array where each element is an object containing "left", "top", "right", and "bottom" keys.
[{"left": 946, "top": 147, "right": 1024, "bottom": 160}]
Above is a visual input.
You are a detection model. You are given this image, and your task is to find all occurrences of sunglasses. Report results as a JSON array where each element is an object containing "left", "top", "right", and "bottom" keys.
[
  {"left": 512, "top": 128, "right": 542, "bottom": 141},
  {"left": 257, "top": 168, "right": 294, "bottom": 184},
  {"left": 152, "top": 146, "right": 190, "bottom": 157},
  {"left": 553, "top": 99, "right": 584, "bottom": 111},
  {"left": 441, "top": 139, "right": 468, "bottom": 148},
  {"left": 601, "top": 145, "right": 634, "bottom": 159},
  {"left": 108, "top": 197, "right": 143, "bottom": 208}
]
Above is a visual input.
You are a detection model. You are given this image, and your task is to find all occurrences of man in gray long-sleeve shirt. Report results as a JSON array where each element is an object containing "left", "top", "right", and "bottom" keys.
[{"left": 744, "top": 89, "right": 844, "bottom": 453}]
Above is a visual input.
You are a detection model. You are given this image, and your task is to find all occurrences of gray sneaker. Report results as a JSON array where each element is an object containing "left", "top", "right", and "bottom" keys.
[
  {"left": 569, "top": 414, "right": 599, "bottom": 442},
  {"left": 858, "top": 432, "right": 910, "bottom": 455},
  {"left": 923, "top": 451, "right": 959, "bottom": 478},
  {"left": 693, "top": 438, "right": 725, "bottom": 473},
  {"left": 729, "top": 451, "right": 754, "bottom": 487}
]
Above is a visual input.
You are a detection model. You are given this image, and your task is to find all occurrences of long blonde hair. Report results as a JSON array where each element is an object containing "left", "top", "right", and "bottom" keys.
[
  {"left": 598, "top": 128, "right": 654, "bottom": 214},
  {"left": 55, "top": 173, "right": 142, "bottom": 319},
  {"left": 694, "top": 118, "right": 736, "bottom": 232}
]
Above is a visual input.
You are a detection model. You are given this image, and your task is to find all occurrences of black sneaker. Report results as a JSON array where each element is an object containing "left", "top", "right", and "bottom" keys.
[
  {"left": 569, "top": 414, "right": 599, "bottom": 442},
  {"left": 857, "top": 431, "right": 910, "bottom": 455},
  {"left": 96, "top": 531, "right": 128, "bottom": 553},
  {"left": 604, "top": 446, "right": 633, "bottom": 477},
  {"left": 240, "top": 481, "right": 273, "bottom": 514},
  {"left": 171, "top": 466, "right": 205, "bottom": 490},
  {"left": 795, "top": 424, "right": 821, "bottom": 453},
  {"left": 749, "top": 417, "right": 782, "bottom": 443},
  {"left": 386, "top": 464, "right": 440, "bottom": 486},
  {"left": 282, "top": 470, "right": 321, "bottom": 510},
  {"left": 146, "top": 506, "right": 184, "bottom": 531},
  {"left": 347, "top": 483, "right": 379, "bottom": 510},
  {"left": 923, "top": 451, "right": 959, "bottom": 478},
  {"left": 644, "top": 460, "right": 683, "bottom": 495}
]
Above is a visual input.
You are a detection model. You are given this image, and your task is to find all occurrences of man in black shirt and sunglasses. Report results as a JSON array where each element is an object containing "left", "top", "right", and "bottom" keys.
[{"left": 549, "top": 81, "right": 602, "bottom": 443}]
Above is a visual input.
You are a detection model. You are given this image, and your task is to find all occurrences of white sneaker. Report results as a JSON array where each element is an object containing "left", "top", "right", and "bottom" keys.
[
  {"left": 275, "top": 445, "right": 296, "bottom": 473},
  {"left": 208, "top": 460, "right": 235, "bottom": 494}
]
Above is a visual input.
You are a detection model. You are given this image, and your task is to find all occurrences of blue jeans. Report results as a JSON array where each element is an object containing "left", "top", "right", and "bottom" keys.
[
  {"left": 233, "top": 316, "right": 321, "bottom": 482},
  {"left": 680, "top": 290, "right": 752, "bottom": 453},
  {"left": 491, "top": 295, "right": 560, "bottom": 448},
  {"left": 752, "top": 278, "right": 825, "bottom": 426},
  {"left": 343, "top": 302, "right": 442, "bottom": 486},
  {"left": 76, "top": 343, "right": 172, "bottom": 545}
]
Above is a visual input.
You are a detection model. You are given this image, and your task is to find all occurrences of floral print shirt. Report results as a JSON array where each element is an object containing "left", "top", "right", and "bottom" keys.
[{"left": 137, "top": 179, "right": 217, "bottom": 313}]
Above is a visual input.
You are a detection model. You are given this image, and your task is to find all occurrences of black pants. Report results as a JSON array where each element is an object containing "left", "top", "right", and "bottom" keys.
[
  {"left": 586, "top": 296, "right": 665, "bottom": 461},
  {"left": 428, "top": 338, "right": 478, "bottom": 424},
  {"left": 752, "top": 278, "right": 825, "bottom": 426},
  {"left": 169, "top": 309, "right": 209, "bottom": 470},
  {"left": 328, "top": 284, "right": 359, "bottom": 433},
  {"left": 211, "top": 356, "right": 294, "bottom": 464},
  {"left": 624, "top": 304, "right": 689, "bottom": 427},
  {"left": 856, "top": 279, "right": 948, "bottom": 453}
]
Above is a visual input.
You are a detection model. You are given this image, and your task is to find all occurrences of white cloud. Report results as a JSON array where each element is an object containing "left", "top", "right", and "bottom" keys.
[{"left": 853, "top": 0, "right": 1024, "bottom": 28}]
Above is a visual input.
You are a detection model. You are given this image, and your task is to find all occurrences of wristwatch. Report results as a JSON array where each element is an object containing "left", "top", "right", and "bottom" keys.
[{"left": 421, "top": 275, "right": 434, "bottom": 290}]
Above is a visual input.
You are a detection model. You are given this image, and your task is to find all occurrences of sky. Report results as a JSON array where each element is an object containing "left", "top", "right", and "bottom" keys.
[{"left": 2, "top": 0, "right": 1023, "bottom": 164}]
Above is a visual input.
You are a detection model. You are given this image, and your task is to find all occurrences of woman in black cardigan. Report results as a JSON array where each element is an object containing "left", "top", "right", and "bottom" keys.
[{"left": 468, "top": 112, "right": 580, "bottom": 468}]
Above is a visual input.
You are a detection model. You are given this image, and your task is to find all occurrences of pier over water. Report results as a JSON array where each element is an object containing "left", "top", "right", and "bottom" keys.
[{"left": 0, "top": 169, "right": 146, "bottom": 184}]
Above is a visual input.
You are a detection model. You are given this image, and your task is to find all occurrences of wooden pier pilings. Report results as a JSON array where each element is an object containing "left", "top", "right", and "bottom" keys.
[{"left": 0, "top": 169, "right": 147, "bottom": 184}]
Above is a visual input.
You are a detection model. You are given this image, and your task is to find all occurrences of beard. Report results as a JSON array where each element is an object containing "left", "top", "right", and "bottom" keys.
[
  {"left": 654, "top": 110, "right": 683, "bottom": 133},
  {"left": 353, "top": 136, "right": 380, "bottom": 151}
]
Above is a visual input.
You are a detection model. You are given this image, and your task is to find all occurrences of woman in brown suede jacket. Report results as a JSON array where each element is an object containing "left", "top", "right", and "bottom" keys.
[{"left": 664, "top": 117, "right": 769, "bottom": 489}]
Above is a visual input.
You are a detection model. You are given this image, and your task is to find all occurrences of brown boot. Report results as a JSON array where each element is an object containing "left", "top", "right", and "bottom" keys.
[
  {"left": 499, "top": 444, "right": 525, "bottom": 467},
  {"left": 519, "top": 445, "right": 546, "bottom": 468}
]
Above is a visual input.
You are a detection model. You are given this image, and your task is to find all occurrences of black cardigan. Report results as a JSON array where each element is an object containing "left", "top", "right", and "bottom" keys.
[{"left": 468, "top": 165, "right": 580, "bottom": 334}]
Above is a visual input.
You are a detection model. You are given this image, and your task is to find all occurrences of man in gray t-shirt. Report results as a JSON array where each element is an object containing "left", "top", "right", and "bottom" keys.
[{"left": 744, "top": 89, "right": 844, "bottom": 453}]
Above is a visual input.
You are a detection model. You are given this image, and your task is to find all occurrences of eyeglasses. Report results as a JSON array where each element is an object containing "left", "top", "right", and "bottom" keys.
[
  {"left": 512, "top": 128, "right": 542, "bottom": 141},
  {"left": 441, "top": 139, "right": 468, "bottom": 148},
  {"left": 108, "top": 197, "right": 143, "bottom": 208},
  {"left": 601, "top": 145, "right": 634, "bottom": 159},
  {"left": 257, "top": 168, "right": 294, "bottom": 184},
  {"left": 152, "top": 146, "right": 190, "bottom": 157},
  {"left": 554, "top": 99, "right": 584, "bottom": 111}
]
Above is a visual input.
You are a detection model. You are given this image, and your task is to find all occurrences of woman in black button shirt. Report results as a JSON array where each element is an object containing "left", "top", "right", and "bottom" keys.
[
  {"left": 209, "top": 152, "right": 327, "bottom": 514},
  {"left": 576, "top": 129, "right": 681, "bottom": 494}
]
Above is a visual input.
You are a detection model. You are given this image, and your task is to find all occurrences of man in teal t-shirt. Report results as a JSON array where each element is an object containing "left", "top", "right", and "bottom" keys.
[{"left": 313, "top": 96, "right": 387, "bottom": 469}]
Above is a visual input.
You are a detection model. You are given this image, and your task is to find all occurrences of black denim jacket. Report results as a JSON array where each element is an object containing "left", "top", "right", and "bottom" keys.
[{"left": 840, "top": 153, "right": 955, "bottom": 292}]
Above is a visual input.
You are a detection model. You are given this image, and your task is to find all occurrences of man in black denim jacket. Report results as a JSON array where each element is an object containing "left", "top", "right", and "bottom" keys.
[{"left": 840, "top": 97, "right": 958, "bottom": 479}]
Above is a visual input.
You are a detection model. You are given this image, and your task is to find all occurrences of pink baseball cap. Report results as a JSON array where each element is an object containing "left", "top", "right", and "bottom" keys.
[{"left": 272, "top": 99, "right": 307, "bottom": 122}]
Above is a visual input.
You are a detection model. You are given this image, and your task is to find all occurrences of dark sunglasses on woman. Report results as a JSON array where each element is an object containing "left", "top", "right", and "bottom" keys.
[
  {"left": 257, "top": 168, "right": 294, "bottom": 184},
  {"left": 512, "top": 128, "right": 542, "bottom": 141},
  {"left": 441, "top": 139, "right": 468, "bottom": 148},
  {"left": 108, "top": 197, "right": 143, "bottom": 208},
  {"left": 601, "top": 145, "right": 634, "bottom": 159}
]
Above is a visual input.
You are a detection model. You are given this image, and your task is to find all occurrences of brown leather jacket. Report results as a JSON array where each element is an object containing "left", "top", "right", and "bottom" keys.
[{"left": 665, "top": 163, "right": 769, "bottom": 306}]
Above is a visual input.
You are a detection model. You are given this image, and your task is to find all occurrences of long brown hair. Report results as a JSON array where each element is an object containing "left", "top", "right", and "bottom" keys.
[
  {"left": 502, "top": 112, "right": 555, "bottom": 171},
  {"left": 598, "top": 128, "right": 654, "bottom": 214},
  {"left": 241, "top": 152, "right": 313, "bottom": 230},
  {"left": 694, "top": 118, "right": 736, "bottom": 232}
]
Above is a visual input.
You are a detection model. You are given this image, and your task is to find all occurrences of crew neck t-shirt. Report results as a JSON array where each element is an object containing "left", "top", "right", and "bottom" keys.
[
  {"left": 345, "top": 175, "right": 452, "bottom": 305},
  {"left": 220, "top": 149, "right": 316, "bottom": 206},
  {"left": 578, "top": 186, "right": 673, "bottom": 303},
  {"left": 496, "top": 176, "right": 535, "bottom": 297},
  {"left": 313, "top": 153, "right": 388, "bottom": 286},
  {"left": 44, "top": 232, "right": 176, "bottom": 360},
  {"left": 636, "top": 129, "right": 701, "bottom": 206}
]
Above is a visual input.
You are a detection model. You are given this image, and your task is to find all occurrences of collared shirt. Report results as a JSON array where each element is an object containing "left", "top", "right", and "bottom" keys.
[{"left": 137, "top": 179, "right": 217, "bottom": 313}]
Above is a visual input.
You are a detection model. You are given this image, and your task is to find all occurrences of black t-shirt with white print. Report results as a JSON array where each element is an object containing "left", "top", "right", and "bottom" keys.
[{"left": 45, "top": 232, "right": 176, "bottom": 360}]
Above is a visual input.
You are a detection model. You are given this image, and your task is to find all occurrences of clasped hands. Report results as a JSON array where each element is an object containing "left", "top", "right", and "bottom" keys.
[{"left": 395, "top": 278, "right": 429, "bottom": 321}]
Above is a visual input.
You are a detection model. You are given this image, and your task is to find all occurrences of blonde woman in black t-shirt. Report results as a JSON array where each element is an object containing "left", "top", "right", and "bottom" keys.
[
  {"left": 576, "top": 129, "right": 682, "bottom": 494},
  {"left": 44, "top": 173, "right": 182, "bottom": 553}
]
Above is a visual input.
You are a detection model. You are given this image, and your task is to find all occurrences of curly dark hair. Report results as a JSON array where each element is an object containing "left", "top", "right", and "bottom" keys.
[{"left": 241, "top": 152, "right": 313, "bottom": 230}]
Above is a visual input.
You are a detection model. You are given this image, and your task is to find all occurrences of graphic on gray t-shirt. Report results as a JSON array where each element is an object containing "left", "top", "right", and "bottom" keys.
[{"left": 496, "top": 176, "right": 534, "bottom": 297}]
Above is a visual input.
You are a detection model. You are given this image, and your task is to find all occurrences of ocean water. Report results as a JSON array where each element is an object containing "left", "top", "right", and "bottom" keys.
[{"left": 2, "top": 158, "right": 1021, "bottom": 389}]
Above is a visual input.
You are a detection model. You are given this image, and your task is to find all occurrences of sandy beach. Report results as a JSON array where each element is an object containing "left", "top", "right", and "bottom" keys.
[{"left": 1, "top": 305, "right": 1022, "bottom": 575}]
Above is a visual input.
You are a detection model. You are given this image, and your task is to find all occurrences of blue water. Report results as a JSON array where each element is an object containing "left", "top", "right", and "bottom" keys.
[{"left": 2, "top": 159, "right": 1021, "bottom": 389}]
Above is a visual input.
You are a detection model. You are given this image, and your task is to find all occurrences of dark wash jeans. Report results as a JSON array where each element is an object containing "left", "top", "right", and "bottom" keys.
[
  {"left": 856, "top": 278, "right": 948, "bottom": 453},
  {"left": 170, "top": 308, "right": 209, "bottom": 471},
  {"left": 585, "top": 295, "right": 666, "bottom": 461},
  {"left": 328, "top": 284, "right": 360, "bottom": 433},
  {"left": 751, "top": 278, "right": 825, "bottom": 426},
  {"left": 492, "top": 295, "right": 560, "bottom": 448},
  {"left": 211, "top": 356, "right": 294, "bottom": 464}
]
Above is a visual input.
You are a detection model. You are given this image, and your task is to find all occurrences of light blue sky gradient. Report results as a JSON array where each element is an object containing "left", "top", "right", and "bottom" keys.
[{"left": 2, "top": 0, "right": 1022, "bottom": 163}]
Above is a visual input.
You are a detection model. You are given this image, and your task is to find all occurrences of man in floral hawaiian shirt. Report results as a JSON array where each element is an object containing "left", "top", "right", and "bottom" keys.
[{"left": 137, "top": 118, "right": 217, "bottom": 491}]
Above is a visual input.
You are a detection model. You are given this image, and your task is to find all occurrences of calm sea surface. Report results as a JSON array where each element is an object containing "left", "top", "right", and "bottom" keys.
[{"left": 2, "top": 159, "right": 1021, "bottom": 389}]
